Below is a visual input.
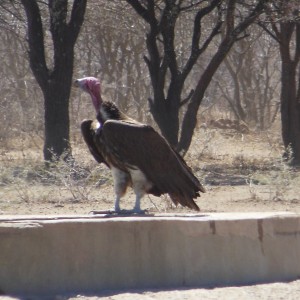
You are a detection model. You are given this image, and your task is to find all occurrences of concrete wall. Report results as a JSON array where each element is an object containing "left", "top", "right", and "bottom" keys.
[{"left": 0, "top": 212, "right": 300, "bottom": 296}]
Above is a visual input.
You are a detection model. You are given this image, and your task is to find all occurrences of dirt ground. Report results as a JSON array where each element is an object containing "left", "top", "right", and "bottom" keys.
[
  {"left": 1, "top": 128, "right": 300, "bottom": 216},
  {"left": 1, "top": 280, "right": 300, "bottom": 300},
  {"left": 1, "top": 127, "right": 300, "bottom": 299}
]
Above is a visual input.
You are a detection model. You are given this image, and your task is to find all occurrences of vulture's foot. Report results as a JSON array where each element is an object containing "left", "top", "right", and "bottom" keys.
[
  {"left": 119, "top": 209, "right": 147, "bottom": 215},
  {"left": 89, "top": 209, "right": 115, "bottom": 215},
  {"left": 89, "top": 209, "right": 148, "bottom": 216}
]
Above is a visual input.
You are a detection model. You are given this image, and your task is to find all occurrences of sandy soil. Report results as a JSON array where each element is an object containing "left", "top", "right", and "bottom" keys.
[{"left": 2, "top": 280, "right": 300, "bottom": 300}]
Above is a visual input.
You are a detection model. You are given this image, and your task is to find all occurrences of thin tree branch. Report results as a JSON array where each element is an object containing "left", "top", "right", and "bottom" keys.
[
  {"left": 180, "top": 89, "right": 194, "bottom": 107},
  {"left": 20, "top": 0, "right": 48, "bottom": 89}
]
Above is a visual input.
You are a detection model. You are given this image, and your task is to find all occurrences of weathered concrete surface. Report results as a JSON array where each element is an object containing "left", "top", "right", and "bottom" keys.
[{"left": 0, "top": 212, "right": 300, "bottom": 296}]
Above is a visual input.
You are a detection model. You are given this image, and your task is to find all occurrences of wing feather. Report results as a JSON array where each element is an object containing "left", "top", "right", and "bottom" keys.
[
  {"left": 81, "top": 119, "right": 109, "bottom": 167},
  {"left": 101, "top": 120, "right": 204, "bottom": 210}
]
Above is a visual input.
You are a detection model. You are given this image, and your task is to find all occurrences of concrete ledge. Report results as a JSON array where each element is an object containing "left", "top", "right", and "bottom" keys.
[{"left": 0, "top": 212, "right": 300, "bottom": 296}]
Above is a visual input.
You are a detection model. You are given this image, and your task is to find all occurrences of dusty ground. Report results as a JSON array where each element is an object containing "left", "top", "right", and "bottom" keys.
[
  {"left": 1, "top": 127, "right": 300, "bottom": 215},
  {"left": 1, "top": 280, "right": 300, "bottom": 300},
  {"left": 1, "top": 127, "right": 300, "bottom": 299}
]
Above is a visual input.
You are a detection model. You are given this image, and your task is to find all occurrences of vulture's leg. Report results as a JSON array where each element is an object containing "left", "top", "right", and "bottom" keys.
[
  {"left": 132, "top": 194, "right": 145, "bottom": 214},
  {"left": 89, "top": 169, "right": 126, "bottom": 215},
  {"left": 114, "top": 196, "right": 121, "bottom": 212},
  {"left": 126, "top": 169, "right": 151, "bottom": 214},
  {"left": 111, "top": 168, "right": 131, "bottom": 213},
  {"left": 125, "top": 188, "right": 146, "bottom": 214}
]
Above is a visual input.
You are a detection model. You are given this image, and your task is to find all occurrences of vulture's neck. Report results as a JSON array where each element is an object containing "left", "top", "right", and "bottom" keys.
[{"left": 97, "top": 101, "right": 129, "bottom": 123}]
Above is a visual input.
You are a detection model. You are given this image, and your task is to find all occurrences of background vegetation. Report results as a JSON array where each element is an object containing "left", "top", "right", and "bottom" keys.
[{"left": 0, "top": 0, "right": 299, "bottom": 213}]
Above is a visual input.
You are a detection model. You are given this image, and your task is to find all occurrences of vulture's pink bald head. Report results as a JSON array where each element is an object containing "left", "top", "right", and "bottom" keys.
[{"left": 75, "top": 77, "right": 102, "bottom": 112}]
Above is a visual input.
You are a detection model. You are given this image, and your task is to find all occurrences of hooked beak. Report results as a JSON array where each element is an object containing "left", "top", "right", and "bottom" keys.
[{"left": 74, "top": 79, "right": 83, "bottom": 88}]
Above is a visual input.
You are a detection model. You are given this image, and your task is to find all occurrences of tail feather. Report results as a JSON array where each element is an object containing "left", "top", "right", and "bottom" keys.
[{"left": 169, "top": 193, "right": 200, "bottom": 211}]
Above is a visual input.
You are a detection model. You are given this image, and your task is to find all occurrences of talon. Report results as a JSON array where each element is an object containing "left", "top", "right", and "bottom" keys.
[
  {"left": 118, "top": 209, "right": 147, "bottom": 215},
  {"left": 89, "top": 209, "right": 115, "bottom": 215}
]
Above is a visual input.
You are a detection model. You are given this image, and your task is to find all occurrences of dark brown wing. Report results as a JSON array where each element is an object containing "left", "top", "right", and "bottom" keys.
[
  {"left": 81, "top": 119, "right": 109, "bottom": 167},
  {"left": 101, "top": 120, "right": 205, "bottom": 211}
]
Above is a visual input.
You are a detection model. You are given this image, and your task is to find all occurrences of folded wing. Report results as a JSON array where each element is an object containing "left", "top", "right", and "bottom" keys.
[
  {"left": 100, "top": 120, "right": 205, "bottom": 211},
  {"left": 81, "top": 119, "right": 109, "bottom": 167}
]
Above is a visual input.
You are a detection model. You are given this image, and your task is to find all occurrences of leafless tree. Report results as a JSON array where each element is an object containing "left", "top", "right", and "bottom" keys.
[
  {"left": 216, "top": 31, "right": 280, "bottom": 130},
  {"left": 125, "top": 0, "right": 269, "bottom": 154},
  {"left": 74, "top": 1, "right": 149, "bottom": 122},
  {"left": 21, "top": 0, "right": 87, "bottom": 162},
  {"left": 0, "top": 2, "right": 43, "bottom": 144},
  {"left": 262, "top": 0, "right": 300, "bottom": 164}
]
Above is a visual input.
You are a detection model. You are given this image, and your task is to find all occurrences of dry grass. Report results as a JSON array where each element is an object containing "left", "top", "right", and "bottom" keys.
[{"left": 0, "top": 121, "right": 300, "bottom": 215}]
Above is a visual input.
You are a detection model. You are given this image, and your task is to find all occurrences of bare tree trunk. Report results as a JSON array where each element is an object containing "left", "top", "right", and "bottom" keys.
[
  {"left": 279, "top": 23, "right": 300, "bottom": 164},
  {"left": 21, "top": 0, "right": 87, "bottom": 162},
  {"left": 177, "top": 0, "right": 267, "bottom": 154},
  {"left": 177, "top": 38, "right": 233, "bottom": 154},
  {"left": 149, "top": 82, "right": 182, "bottom": 146},
  {"left": 42, "top": 67, "right": 73, "bottom": 161},
  {"left": 264, "top": 17, "right": 300, "bottom": 164}
]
